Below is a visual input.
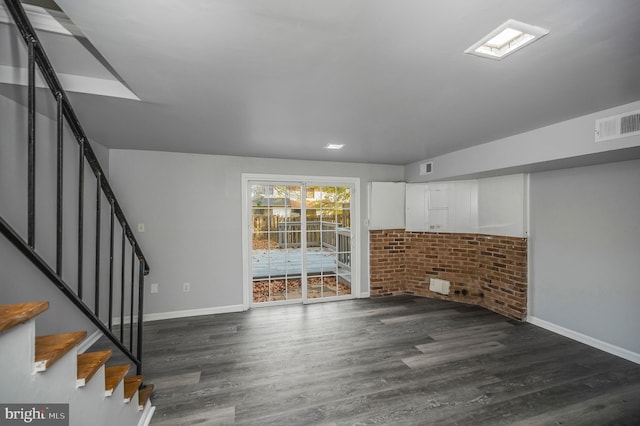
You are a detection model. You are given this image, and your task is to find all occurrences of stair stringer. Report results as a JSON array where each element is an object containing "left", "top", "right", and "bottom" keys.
[
  {"left": 0, "top": 317, "right": 146, "bottom": 426},
  {"left": 0, "top": 317, "right": 37, "bottom": 400}
]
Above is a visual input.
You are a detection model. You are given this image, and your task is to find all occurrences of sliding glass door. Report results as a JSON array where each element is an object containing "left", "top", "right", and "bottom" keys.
[{"left": 248, "top": 180, "right": 354, "bottom": 305}]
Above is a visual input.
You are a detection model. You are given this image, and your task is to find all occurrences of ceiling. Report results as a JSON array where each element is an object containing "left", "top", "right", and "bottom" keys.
[{"left": 4, "top": 0, "right": 640, "bottom": 165}]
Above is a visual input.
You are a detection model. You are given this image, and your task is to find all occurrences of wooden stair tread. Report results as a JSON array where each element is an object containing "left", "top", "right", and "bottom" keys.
[
  {"left": 35, "top": 330, "right": 87, "bottom": 371},
  {"left": 138, "top": 384, "right": 154, "bottom": 410},
  {"left": 105, "top": 364, "right": 131, "bottom": 396},
  {"left": 0, "top": 302, "right": 49, "bottom": 334},
  {"left": 124, "top": 375, "right": 143, "bottom": 402},
  {"left": 77, "top": 350, "right": 111, "bottom": 386}
]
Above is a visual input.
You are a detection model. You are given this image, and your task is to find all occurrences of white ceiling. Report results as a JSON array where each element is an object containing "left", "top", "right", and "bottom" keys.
[{"left": 5, "top": 0, "right": 640, "bottom": 165}]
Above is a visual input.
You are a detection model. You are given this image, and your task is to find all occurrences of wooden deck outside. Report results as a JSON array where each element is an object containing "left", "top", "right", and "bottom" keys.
[
  {"left": 251, "top": 219, "right": 353, "bottom": 302},
  {"left": 251, "top": 247, "right": 350, "bottom": 280}
]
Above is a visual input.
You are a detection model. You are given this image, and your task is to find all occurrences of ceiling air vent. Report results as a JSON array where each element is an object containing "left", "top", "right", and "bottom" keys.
[
  {"left": 419, "top": 162, "right": 433, "bottom": 176},
  {"left": 595, "top": 110, "right": 640, "bottom": 142}
]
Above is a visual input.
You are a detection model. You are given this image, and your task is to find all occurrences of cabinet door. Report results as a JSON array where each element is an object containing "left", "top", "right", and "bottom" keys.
[
  {"left": 427, "top": 209, "right": 448, "bottom": 231},
  {"left": 369, "top": 182, "right": 406, "bottom": 230},
  {"left": 427, "top": 183, "right": 449, "bottom": 231},
  {"left": 477, "top": 174, "right": 526, "bottom": 237},
  {"left": 451, "top": 180, "right": 478, "bottom": 233},
  {"left": 405, "top": 184, "right": 427, "bottom": 231},
  {"left": 427, "top": 183, "right": 448, "bottom": 209}
]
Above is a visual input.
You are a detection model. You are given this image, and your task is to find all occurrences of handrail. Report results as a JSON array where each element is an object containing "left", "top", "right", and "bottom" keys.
[
  {"left": 0, "top": 217, "right": 145, "bottom": 373},
  {"left": 1, "top": 0, "right": 149, "bottom": 374},
  {"left": 3, "top": 0, "right": 148, "bottom": 272}
]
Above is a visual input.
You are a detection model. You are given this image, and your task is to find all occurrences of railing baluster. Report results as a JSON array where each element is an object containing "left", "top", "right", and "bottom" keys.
[
  {"left": 4, "top": 0, "right": 148, "bottom": 378},
  {"left": 27, "top": 37, "right": 36, "bottom": 248},
  {"left": 108, "top": 201, "right": 115, "bottom": 330},
  {"left": 56, "top": 93, "right": 63, "bottom": 275},
  {"left": 95, "top": 172, "right": 101, "bottom": 316},
  {"left": 120, "top": 228, "right": 125, "bottom": 342},
  {"left": 77, "top": 138, "right": 84, "bottom": 299},
  {"left": 129, "top": 243, "right": 135, "bottom": 352},
  {"left": 137, "top": 259, "right": 145, "bottom": 375}
]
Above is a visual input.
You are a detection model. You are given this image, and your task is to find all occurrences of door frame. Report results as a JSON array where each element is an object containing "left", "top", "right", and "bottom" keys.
[{"left": 241, "top": 173, "right": 360, "bottom": 309}]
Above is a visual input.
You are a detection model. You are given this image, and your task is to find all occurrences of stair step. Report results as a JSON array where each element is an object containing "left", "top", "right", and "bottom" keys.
[
  {"left": 138, "top": 384, "right": 154, "bottom": 411},
  {"left": 105, "top": 364, "right": 131, "bottom": 396},
  {"left": 77, "top": 350, "right": 112, "bottom": 387},
  {"left": 0, "top": 301, "right": 49, "bottom": 334},
  {"left": 124, "top": 375, "right": 143, "bottom": 403},
  {"left": 35, "top": 331, "right": 87, "bottom": 371}
]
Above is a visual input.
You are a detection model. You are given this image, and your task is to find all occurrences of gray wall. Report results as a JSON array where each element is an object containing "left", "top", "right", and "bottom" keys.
[
  {"left": 405, "top": 101, "right": 640, "bottom": 183},
  {"left": 0, "top": 90, "right": 113, "bottom": 336},
  {"left": 109, "top": 149, "right": 404, "bottom": 315},
  {"left": 529, "top": 159, "right": 640, "bottom": 354}
]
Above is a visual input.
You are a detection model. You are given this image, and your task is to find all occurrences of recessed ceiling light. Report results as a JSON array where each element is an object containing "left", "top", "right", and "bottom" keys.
[
  {"left": 324, "top": 143, "right": 344, "bottom": 150},
  {"left": 465, "top": 19, "right": 549, "bottom": 60}
]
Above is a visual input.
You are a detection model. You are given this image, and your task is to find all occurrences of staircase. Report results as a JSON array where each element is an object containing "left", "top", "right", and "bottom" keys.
[
  {"left": 1, "top": 0, "right": 155, "bottom": 424},
  {"left": 0, "top": 302, "right": 154, "bottom": 426}
]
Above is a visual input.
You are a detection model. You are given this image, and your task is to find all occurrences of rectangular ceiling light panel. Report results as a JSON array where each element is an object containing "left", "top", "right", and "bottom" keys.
[
  {"left": 465, "top": 19, "right": 549, "bottom": 60},
  {"left": 324, "top": 143, "right": 344, "bottom": 150}
]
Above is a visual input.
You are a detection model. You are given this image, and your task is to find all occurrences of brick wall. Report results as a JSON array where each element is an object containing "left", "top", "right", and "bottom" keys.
[
  {"left": 369, "top": 229, "right": 406, "bottom": 297},
  {"left": 370, "top": 231, "right": 528, "bottom": 320}
]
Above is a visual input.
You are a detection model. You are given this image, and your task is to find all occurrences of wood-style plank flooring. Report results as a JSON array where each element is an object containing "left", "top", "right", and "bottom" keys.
[{"left": 136, "top": 296, "right": 640, "bottom": 425}]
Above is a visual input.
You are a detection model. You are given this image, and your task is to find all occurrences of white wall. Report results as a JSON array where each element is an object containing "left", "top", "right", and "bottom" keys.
[
  {"left": 108, "top": 149, "right": 404, "bottom": 316},
  {"left": 405, "top": 100, "right": 640, "bottom": 182},
  {"left": 529, "top": 159, "right": 640, "bottom": 357}
]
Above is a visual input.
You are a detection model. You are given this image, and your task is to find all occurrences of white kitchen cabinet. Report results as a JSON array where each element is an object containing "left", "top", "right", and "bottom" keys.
[
  {"left": 450, "top": 180, "right": 478, "bottom": 233},
  {"left": 405, "top": 184, "right": 427, "bottom": 231},
  {"left": 406, "top": 181, "right": 478, "bottom": 233},
  {"left": 368, "top": 182, "right": 406, "bottom": 230},
  {"left": 405, "top": 173, "right": 527, "bottom": 237},
  {"left": 406, "top": 183, "right": 449, "bottom": 232},
  {"left": 477, "top": 174, "right": 527, "bottom": 237},
  {"left": 426, "top": 183, "right": 449, "bottom": 231}
]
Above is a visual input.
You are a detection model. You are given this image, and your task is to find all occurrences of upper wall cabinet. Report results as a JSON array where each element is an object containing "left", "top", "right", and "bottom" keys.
[
  {"left": 405, "top": 174, "right": 526, "bottom": 237},
  {"left": 405, "top": 183, "right": 428, "bottom": 231},
  {"left": 406, "top": 181, "right": 477, "bottom": 233},
  {"left": 368, "top": 182, "right": 406, "bottom": 230},
  {"left": 477, "top": 174, "right": 527, "bottom": 237}
]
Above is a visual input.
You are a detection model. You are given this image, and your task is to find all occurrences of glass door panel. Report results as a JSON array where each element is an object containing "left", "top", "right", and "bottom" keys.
[
  {"left": 304, "top": 184, "right": 352, "bottom": 301},
  {"left": 251, "top": 184, "right": 303, "bottom": 303}
]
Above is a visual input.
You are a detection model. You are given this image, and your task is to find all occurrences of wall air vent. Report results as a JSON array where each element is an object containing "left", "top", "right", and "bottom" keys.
[
  {"left": 595, "top": 110, "right": 640, "bottom": 142},
  {"left": 419, "top": 162, "right": 433, "bottom": 176}
]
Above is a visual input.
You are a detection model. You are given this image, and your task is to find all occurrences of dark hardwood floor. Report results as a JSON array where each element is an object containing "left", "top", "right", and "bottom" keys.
[{"left": 133, "top": 296, "right": 640, "bottom": 425}]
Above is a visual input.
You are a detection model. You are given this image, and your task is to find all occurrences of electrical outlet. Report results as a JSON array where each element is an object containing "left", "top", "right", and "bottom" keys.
[
  {"left": 150, "top": 283, "right": 158, "bottom": 293},
  {"left": 183, "top": 282, "right": 190, "bottom": 292}
]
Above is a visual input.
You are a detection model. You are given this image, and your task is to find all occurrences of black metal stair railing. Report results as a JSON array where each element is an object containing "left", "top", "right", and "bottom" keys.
[{"left": 0, "top": 0, "right": 149, "bottom": 374}]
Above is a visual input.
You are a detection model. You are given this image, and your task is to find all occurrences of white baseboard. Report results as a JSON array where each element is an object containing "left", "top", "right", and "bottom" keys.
[
  {"left": 143, "top": 304, "right": 245, "bottom": 322},
  {"left": 527, "top": 315, "right": 640, "bottom": 364},
  {"left": 111, "top": 304, "right": 245, "bottom": 325},
  {"left": 77, "top": 329, "right": 103, "bottom": 353},
  {"left": 138, "top": 404, "right": 155, "bottom": 426}
]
